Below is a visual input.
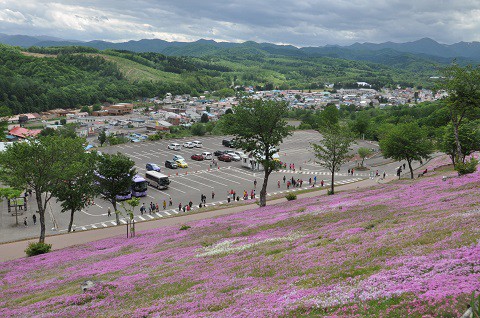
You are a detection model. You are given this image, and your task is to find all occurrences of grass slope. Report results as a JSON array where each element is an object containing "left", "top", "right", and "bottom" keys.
[
  {"left": 92, "top": 54, "right": 182, "bottom": 83},
  {"left": 1, "top": 156, "right": 479, "bottom": 317}
]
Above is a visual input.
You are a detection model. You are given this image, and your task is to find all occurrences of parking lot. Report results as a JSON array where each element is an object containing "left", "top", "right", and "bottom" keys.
[{"left": 1, "top": 130, "right": 382, "bottom": 241}]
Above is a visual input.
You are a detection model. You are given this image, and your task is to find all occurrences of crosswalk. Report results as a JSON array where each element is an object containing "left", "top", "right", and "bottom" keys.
[
  {"left": 58, "top": 177, "right": 364, "bottom": 233},
  {"left": 275, "top": 169, "right": 369, "bottom": 177}
]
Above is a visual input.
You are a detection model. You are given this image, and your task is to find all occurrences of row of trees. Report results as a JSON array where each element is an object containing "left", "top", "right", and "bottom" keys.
[{"left": 0, "top": 135, "right": 137, "bottom": 242}]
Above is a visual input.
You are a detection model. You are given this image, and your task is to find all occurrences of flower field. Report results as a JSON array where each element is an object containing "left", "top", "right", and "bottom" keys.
[{"left": 1, "top": 160, "right": 479, "bottom": 317}]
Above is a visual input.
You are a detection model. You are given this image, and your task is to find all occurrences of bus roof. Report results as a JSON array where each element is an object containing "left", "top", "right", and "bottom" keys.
[
  {"left": 133, "top": 175, "right": 146, "bottom": 182},
  {"left": 145, "top": 171, "right": 169, "bottom": 178}
]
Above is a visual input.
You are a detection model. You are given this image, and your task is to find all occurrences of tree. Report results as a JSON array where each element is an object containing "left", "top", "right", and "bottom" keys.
[
  {"left": 311, "top": 126, "right": 355, "bottom": 194},
  {"left": 224, "top": 99, "right": 291, "bottom": 206},
  {"left": 92, "top": 104, "right": 102, "bottom": 112},
  {"left": 439, "top": 122, "right": 480, "bottom": 166},
  {"left": 440, "top": 64, "right": 480, "bottom": 163},
  {"left": 98, "top": 130, "right": 107, "bottom": 147},
  {"left": 94, "top": 152, "right": 136, "bottom": 225},
  {"left": 80, "top": 105, "right": 91, "bottom": 114},
  {"left": 59, "top": 118, "right": 67, "bottom": 125},
  {"left": 318, "top": 104, "right": 339, "bottom": 129},
  {"left": 351, "top": 113, "right": 370, "bottom": 138},
  {"left": 358, "top": 147, "right": 373, "bottom": 167},
  {"left": 225, "top": 108, "right": 233, "bottom": 115},
  {"left": 191, "top": 123, "right": 206, "bottom": 136},
  {"left": 0, "top": 136, "right": 86, "bottom": 242},
  {"left": 0, "top": 187, "right": 23, "bottom": 226},
  {"left": 200, "top": 113, "right": 209, "bottom": 123},
  {"left": 379, "top": 123, "right": 433, "bottom": 179},
  {"left": 52, "top": 147, "right": 98, "bottom": 232}
]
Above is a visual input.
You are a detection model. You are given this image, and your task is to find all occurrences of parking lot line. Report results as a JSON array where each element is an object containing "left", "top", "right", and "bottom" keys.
[
  {"left": 192, "top": 174, "right": 229, "bottom": 186},
  {"left": 155, "top": 212, "right": 163, "bottom": 217},
  {"left": 212, "top": 170, "right": 245, "bottom": 183},
  {"left": 101, "top": 223, "right": 107, "bottom": 227},
  {"left": 171, "top": 179, "right": 201, "bottom": 191},
  {"left": 149, "top": 186, "right": 177, "bottom": 195},
  {"left": 176, "top": 175, "right": 214, "bottom": 189},
  {"left": 164, "top": 211, "right": 171, "bottom": 216},
  {"left": 120, "top": 219, "right": 127, "bottom": 224},
  {"left": 138, "top": 216, "right": 146, "bottom": 221},
  {"left": 167, "top": 185, "right": 186, "bottom": 194}
]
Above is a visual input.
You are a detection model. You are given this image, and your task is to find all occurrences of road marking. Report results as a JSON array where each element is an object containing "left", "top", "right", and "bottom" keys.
[
  {"left": 171, "top": 179, "right": 201, "bottom": 191},
  {"left": 94, "top": 203, "right": 103, "bottom": 209},
  {"left": 101, "top": 223, "right": 107, "bottom": 227},
  {"left": 147, "top": 195, "right": 155, "bottom": 199},
  {"left": 176, "top": 175, "right": 214, "bottom": 188},
  {"left": 110, "top": 221, "right": 117, "bottom": 226},
  {"left": 91, "top": 224, "right": 97, "bottom": 229},
  {"left": 211, "top": 170, "right": 244, "bottom": 183},
  {"left": 147, "top": 215, "right": 154, "bottom": 219},
  {"left": 191, "top": 173, "right": 229, "bottom": 186},
  {"left": 164, "top": 211, "right": 171, "bottom": 216},
  {"left": 148, "top": 187, "right": 173, "bottom": 195},
  {"left": 167, "top": 185, "right": 187, "bottom": 194},
  {"left": 81, "top": 226, "right": 87, "bottom": 230},
  {"left": 138, "top": 216, "right": 146, "bottom": 221},
  {"left": 155, "top": 212, "right": 163, "bottom": 217},
  {"left": 120, "top": 219, "right": 127, "bottom": 224},
  {"left": 173, "top": 210, "right": 179, "bottom": 214}
]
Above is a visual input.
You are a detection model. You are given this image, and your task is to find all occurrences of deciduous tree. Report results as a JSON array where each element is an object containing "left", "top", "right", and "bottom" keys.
[
  {"left": 379, "top": 123, "right": 433, "bottom": 179},
  {"left": 224, "top": 99, "right": 291, "bottom": 206},
  {"left": 312, "top": 126, "right": 355, "bottom": 194}
]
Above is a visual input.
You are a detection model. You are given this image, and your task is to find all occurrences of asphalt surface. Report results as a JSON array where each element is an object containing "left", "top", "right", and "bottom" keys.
[{"left": 0, "top": 131, "right": 408, "bottom": 244}]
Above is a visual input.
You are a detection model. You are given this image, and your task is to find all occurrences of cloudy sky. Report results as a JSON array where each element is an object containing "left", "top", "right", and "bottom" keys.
[{"left": 0, "top": 0, "right": 479, "bottom": 46}]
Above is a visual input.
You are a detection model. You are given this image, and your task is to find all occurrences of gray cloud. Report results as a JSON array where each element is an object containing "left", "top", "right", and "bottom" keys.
[{"left": 0, "top": 0, "right": 479, "bottom": 46}]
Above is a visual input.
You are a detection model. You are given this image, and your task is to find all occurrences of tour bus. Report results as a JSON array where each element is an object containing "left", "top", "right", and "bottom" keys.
[
  {"left": 145, "top": 171, "right": 170, "bottom": 190},
  {"left": 95, "top": 172, "right": 132, "bottom": 201},
  {"left": 131, "top": 175, "right": 148, "bottom": 197}
]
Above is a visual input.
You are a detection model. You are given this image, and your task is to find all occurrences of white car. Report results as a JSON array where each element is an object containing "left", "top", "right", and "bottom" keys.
[
  {"left": 168, "top": 143, "right": 181, "bottom": 150},
  {"left": 202, "top": 152, "right": 213, "bottom": 160},
  {"left": 183, "top": 141, "right": 194, "bottom": 148},
  {"left": 193, "top": 140, "right": 203, "bottom": 148},
  {"left": 226, "top": 151, "right": 241, "bottom": 161},
  {"left": 234, "top": 151, "right": 245, "bottom": 158}
]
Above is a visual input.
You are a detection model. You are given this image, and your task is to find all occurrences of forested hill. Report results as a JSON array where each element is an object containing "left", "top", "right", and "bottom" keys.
[{"left": 0, "top": 43, "right": 444, "bottom": 115}]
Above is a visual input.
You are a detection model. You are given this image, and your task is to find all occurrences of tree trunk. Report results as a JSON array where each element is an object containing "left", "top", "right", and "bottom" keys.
[
  {"left": 68, "top": 208, "right": 75, "bottom": 232},
  {"left": 113, "top": 201, "right": 119, "bottom": 225},
  {"left": 330, "top": 169, "right": 335, "bottom": 194},
  {"left": 259, "top": 170, "right": 270, "bottom": 207},
  {"left": 36, "top": 192, "right": 45, "bottom": 243},
  {"left": 453, "top": 121, "right": 463, "bottom": 164},
  {"left": 408, "top": 159, "right": 414, "bottom": 179}
]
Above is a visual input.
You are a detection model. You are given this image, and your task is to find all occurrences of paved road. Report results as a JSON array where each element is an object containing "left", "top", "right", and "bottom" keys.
[{"left": 0, "top": 131, "right": 402, "bottom": 243}]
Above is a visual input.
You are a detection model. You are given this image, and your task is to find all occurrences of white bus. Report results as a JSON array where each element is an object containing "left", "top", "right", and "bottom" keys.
[
  {"left": 145, "top": 171, "right": 170, "bottom": 190},
  {"left": 241, "top": 151, "right": 280, "bottom": 171}
]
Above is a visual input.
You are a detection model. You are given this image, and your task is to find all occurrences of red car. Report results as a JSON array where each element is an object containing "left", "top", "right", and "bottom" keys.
[
  {"left": 191, "top": 154, "right": 204, "bottom": 161},
  {"left": 218, "top": 154, "right": 232, "bottom": 162}
]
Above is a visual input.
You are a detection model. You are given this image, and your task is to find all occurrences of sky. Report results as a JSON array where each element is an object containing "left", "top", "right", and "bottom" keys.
[{"left": 1, "top": 0, "right": 480, "bottom": 46}]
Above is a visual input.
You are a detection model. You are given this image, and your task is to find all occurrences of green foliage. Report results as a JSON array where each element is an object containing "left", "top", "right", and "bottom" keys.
[
  {"left": 358, "top": 147, "right": 373, "bottom": 167},
  {"left": 455, "top": 157, "right": 478, "bottom": 175},
  {"left": 312, "top": 125, "right": 355, "bottom": 195},
  {"left": 379, "top": 122, "right": 434, "bottom": 179},
  {"left": 439, "top": 122, "right": 480, "bottom": 165},
  {"left": 98, "top": 130, "right": 107, "bottom": 146},
  {"left": 191, "top": 123, "right": 206, "bottom": 136},
  {"left": 25, "top": 242, "right": 52, "bottom": 257},
  {"left": 147, "top": 132, "right": 164, "bottom": 141},
  {"left": 470, "top": 291, "right": 480, "bottom": 318},
  {"left": 200, "top": 113, "right": 209, "bottom": 123},
  {"left": 285, "top": 193, "right": 297, "bottom": 201},
  {"left": 224, "top": 99, "right": 292, "bottom": 206},
  {"left": 180, "top": 225, "right": 191, "bottom": 231}
]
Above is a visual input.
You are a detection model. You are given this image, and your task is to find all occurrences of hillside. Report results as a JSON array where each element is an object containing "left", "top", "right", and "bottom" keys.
[{"left": 1, "top": 156, "right": 478, "bottom": 317}]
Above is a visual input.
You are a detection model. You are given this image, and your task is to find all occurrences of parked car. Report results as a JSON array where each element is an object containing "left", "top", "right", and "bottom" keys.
[
  {"left": 225, "top": 151, "right": 241, "bottom": 161},
  {"left": 173, "top": 155, "right": 185, "bottom": 161},
  {"left": 218, "top": 154, "right": 232, "bottom": 162},
  {"left": 222, "top": 139, "right": 233, "bottom": 147},
  {"left": 202, "top": 152, "right": 213, "bottom": 160},
  {"left": 192, "top": 140, "right": 203, "bottom": 148},
  {"left": 176, "top": 159, "right": 188, "bottom": 168},
  {"left": 234, "top": 151, "right": 245, "bottom": 158},
  {"left": 191, "top": 154, "right": 204, "bottom": 161},
  {"left": 168, "top": 143, "right": 181, "bottom": 150},
  {"left": 214, "top": 150, "right": 226, "bottom": 156},
  {"left": 183, "top": 141, "right": 194, "bottom": 148},
  {"left": 165, "top": 160, "right": 178, "bottom": 169},
  {"left": 146, "top": 163, "right": 161, "bottom": 172}
]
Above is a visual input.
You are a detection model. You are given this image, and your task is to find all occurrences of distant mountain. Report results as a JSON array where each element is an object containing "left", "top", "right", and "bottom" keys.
[{"left": 2, "top": 33, "right": 480, "bottom": 62}]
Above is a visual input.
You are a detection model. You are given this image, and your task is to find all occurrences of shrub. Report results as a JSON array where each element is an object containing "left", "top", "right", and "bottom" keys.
[
  {"left": 25, "top": 242, "right": 52, "bottom": 257},
  {"left": 179, "top": 225, "right": 191, "bottom": 231},
  {"left": 285, "top": 193, "right": 297, "bottom": 201},
  {"left": 455, "top": 157, "right": 478, "bottom": 175},
  {"left": 327, "top": 189, "right": 334, "bottom": 195}
]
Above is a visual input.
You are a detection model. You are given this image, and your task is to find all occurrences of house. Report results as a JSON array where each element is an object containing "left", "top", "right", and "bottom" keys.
[
  {"left": 104, "top": 103, "right": 133, "bottom": 116},
  {"left": 8, "top": 127, "right": 42, "bottom": 139}
]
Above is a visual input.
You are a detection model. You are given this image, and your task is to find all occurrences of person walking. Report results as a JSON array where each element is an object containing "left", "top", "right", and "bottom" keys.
[
  {"left": 140, "top": 203, "right": 145, "bottom": 215},
  {"left": 283, "top": 175, "right": 286, "bottom": 183},
  {"left": 23, "top": 217, "right": 28, "bottom": 227},
  {"left": 178, "top": 203, "right": 182, "bottom": 212},
  {"left": 107, "top": 207, "right": 111, "bottom": 217},
  {"left": 155, "top": 203, "right": 159, "bottom": 213},
  {"left": 169, "top": 197, "right": 172, "bottom": 206},
  {"left": 383, "top": 171, "right": 386, "bottom": 179},
  {"left": 314, "top": 176, "right": 317, "bottom": 184},
  {"left": 278, "top": 180, "right": 281, "bottom": 188},
  {"left": 321, "top": 180, "right": 324, "bottom": 187},
  {"left": 254, "top": 179, "right": 257, "bottom": 188},
  {"left": 189, "top": 200, "right": 193, "bottom": 208},
  {"left": 163, "top": 200, "right": 166, "bottom": 210},
  {"left": 32, "top": 214, "right": 37, "bottom": 225},
  {"left": 309, "top": 177, "right": 312, "bottom": 185},
  {"left": 227, "top": 193, "right": 231, "bottom": 203},
  {"left": 211, "top": 191, "right": 215, "bottom": 200}
]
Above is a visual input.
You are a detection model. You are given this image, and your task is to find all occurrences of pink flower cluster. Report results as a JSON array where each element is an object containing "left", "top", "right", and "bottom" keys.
[{"left": 0, "top": 156, "right": 478, "bottom": 317}]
